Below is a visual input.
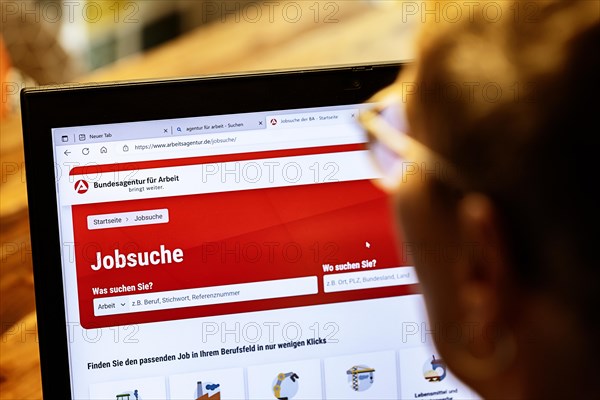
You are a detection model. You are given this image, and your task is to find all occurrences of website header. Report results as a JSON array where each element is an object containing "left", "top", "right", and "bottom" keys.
[{"left": 61, "top": 148, "right": 376, "bottom": 206}]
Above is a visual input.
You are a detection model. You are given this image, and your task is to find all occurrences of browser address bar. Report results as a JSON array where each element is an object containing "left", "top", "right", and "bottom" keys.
[{"left": 128, "top": 136, "right": 239, "bottom": 152}]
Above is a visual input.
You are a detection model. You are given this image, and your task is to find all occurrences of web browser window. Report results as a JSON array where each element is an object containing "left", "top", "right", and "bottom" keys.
[{"left": 52, "top": 105, "right": 477, "bottom": 399}]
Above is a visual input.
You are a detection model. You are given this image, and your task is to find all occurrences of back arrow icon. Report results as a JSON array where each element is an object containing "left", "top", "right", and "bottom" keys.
[{"left": 64, "top": 150, "right": 71, "bottom": 156}]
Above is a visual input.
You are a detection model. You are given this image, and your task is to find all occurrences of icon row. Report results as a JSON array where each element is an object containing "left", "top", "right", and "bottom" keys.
[
  {"left": 88, "top": 347, "right": 478, "bottom": 399},
  {"left": 63, "top": 146, "right": 109, "bottom": 157}
]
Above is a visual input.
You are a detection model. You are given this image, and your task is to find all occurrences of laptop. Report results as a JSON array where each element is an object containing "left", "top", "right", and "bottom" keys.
[{"left": 20, "top": 63, "right": 477, "bottom": 399}]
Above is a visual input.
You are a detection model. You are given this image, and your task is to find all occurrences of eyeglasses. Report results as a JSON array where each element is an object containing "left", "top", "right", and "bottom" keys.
[{"left": 358, "top": 83, "right": 463, "bottom": 193}]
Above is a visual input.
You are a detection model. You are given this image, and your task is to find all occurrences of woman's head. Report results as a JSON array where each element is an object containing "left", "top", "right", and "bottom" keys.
[{"left": 373, "top": 1, "right": 598, "bottom": 397}]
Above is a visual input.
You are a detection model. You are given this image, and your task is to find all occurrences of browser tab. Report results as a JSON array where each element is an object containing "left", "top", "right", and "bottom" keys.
[
  {"left": 266, "top": 109, "right": 358, "bottom": 130},
  {"left": 180, "top": 115, "right": 263, "bottom": 135},
  {"left": 53, "top": 112, "right": 266, "bottom": 146}
]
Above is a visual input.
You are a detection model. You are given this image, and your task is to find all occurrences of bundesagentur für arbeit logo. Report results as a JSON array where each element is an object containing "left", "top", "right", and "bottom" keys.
[{"left": 74, "top": 180, "right": 89, "bottom": 194}]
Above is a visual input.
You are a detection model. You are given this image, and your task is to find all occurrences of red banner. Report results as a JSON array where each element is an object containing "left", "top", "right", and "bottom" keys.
[{"left": 73, "top": 179, "right": 415, "bottom": 328}]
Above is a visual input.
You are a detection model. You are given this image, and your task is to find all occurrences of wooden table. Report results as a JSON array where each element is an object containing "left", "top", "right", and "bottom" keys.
[{"left": 0, "top": 2, "right": 416, "bottom": 397}]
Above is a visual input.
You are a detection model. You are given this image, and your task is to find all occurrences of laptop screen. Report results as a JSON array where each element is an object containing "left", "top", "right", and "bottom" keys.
[{"left": 51, "top": 103, "right": 477, "bottom": 399}]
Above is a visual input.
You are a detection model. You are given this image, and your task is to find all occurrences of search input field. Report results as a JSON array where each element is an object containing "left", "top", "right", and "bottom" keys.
[
  {"left": 323, "top": 266, "right": 418, "bottom": 293},
  {"left": 93, "top": 276, "right": 318, "bottom": 316}
]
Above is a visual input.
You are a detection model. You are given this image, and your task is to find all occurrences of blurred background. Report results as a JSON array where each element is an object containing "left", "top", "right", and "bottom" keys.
[
  {"left": 3, "top": 0, "right": 261, "bottom": 82},
  {"left": 1, "top": 0, "right": 419, "bottom": 117}
]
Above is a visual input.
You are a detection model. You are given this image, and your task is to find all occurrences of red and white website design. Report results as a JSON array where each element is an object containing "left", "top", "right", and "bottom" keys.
[{"left": 53, "top": 107, "right": 478, "bottom": 399}]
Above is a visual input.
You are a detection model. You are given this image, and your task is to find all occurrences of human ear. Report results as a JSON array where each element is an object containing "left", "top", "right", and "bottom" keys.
[{"left": 441, "top": 193, "right": 517, "bottom": 383}]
